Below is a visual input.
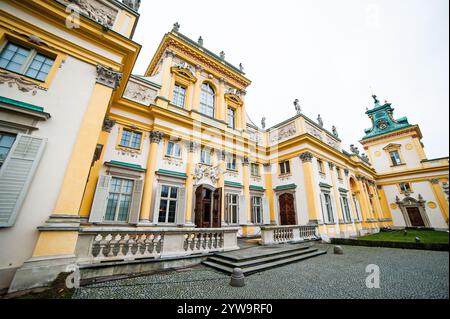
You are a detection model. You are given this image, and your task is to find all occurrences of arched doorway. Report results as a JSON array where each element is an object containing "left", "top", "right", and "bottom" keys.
[
  {"left": 279, "top": 193, "right": 296, "bottom": 225},
  {"left": 194, "top": 185, "right": 222, "bottom": 228},
  {"left": 396, "top": 195, "right": 430, "bottom": 228}
]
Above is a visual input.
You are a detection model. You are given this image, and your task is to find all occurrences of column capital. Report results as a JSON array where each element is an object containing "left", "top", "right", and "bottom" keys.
[
  {"left": 102, "top": 117, "right": 116, "bottom": 133},
  {"left": 96, "top": 64, "right": 122, "bottom": 90},
  {"left": 195, "top": 64, "right": 204, "bottom": 73},
  {"left": 344, "top": 169, "right": 349, "bottom": 177},
  {"left": 431, "top": 178, "right": 441, "bottom": 185},
  {"left": 242, "top": 156, "right": 250, "bottom": 166},
  {"left": 149, "top": 131, "right": 164, "bottom": 144},
  {"left": 328, "top": 162, "right": 335, "bottom": 170},
  {"left": 299, "top": 151, "right": 314, "bottom": 163},
  {"left": 188, "top": 141, "right": 198, "bottom": 153},
  {"left": 165, "top": 50, "right": 176, "bottom": 59}
]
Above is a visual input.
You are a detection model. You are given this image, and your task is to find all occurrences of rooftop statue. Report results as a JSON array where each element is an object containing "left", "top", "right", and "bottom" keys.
[
  {"left": 294, "top": 99, "right": 301, "bottom": 115},
  {"left": 317, "top": 114, "right": 324, "bottom": 127},
  {"left": 261, "top": 117, "right": 266, "bottom": 130},
  {"left": 332, "top": 125, "right": 339, "bottom": 138}
]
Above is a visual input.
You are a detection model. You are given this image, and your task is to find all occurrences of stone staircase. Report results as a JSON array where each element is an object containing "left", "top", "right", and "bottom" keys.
[{"left": 202, "top": 243, "right": 327, "bottom": 275}]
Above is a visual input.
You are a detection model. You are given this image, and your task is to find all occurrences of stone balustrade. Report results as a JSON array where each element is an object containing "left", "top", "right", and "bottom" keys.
[
  {"left": 76, "top": 227, "right": 240, "bottom": 264},
  {"left": 260, "top": 225, "right": 319, "bottom": 245}
]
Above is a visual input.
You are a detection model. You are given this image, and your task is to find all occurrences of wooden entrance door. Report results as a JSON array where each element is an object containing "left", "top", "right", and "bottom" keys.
[
  {"left": 406, "top": 207, "right": 425, "bottom": 227},
  {"left": 279, "top": 193, "right": 296, "bottom": 225},
  {"left": 194, "top": 186, "right": 222, "bottom": 228}
]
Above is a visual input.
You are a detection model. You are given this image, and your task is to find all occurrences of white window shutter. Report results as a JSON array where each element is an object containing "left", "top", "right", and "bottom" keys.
[
  {"left": 239, "top": 194, "right": 246, "bottom": 225},
  {"left": 0, "top": 134, "right": 46, "bottom": 227},
  {"left": 263, "top": 198, "right": 270, "bottom": 225},
  {"left": 224, "top": 194, "right": 229, "bottom": 223},
  {"left": 89, "top": 175, "right": 112, "bottom": 223},
  {"left": 152, "top": 184, "right": 162, "bottom": 224},
  {"left": 176, "top": 187, "right": 186, "bottom": 226},
  {"left": 128, "top": 179, "right": 144, "bottom": 225}
]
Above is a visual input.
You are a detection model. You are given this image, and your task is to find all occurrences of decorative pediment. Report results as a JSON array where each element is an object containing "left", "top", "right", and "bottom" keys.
[
  {"left": 383, "top": 143, "right": 401, "bottom": 151},
  {"left": 224, "top": 93, "right": 243, "bottom": 106},
  {"left": 171, "top": 67, "right": 197, "bottom": 83}
]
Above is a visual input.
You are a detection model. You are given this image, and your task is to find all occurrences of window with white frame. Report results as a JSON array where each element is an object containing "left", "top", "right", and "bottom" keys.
[
  {"left": 389, "top": 150, "right": 402, "bottom": 166},
  {"left": 120, "top": 129, "right": 142, "bottom": 149},
  {"left": 341, "top": 196, "right": 352, "bottom": 222},
  {"left": 166, "top": 141, "right": 182, "bottom": 158},
  {"left": 104, "top": 178, "right": 134, "bottom": 222},
  {"left": 172, "top": 83, "right": 186, "bottom": 108},
  {"left": 279, "top": 160, "right": 290, "bottom": 175},
  {"left": 227, "top": 107, "right": 236, "bottom": 129},
  {"left": 158, "top": 185, "right": 178, "bottom": 224},
  {"left": 250, "top": 163, "right": 260, "bottom": 177},
  {"left": 0, "top": 132, "right": 16, "bottom": 168},
  {"left": 226, "top": 154, "right": 237, "bottom": 171},
  {"left": 317, "top": 159, "right": 325, "bottom": 174},
  {"left": 0, "top": 42, "right": 55, "bottom": 81},
  {"left": 321, "top": 192, "right": 334, "bottom": 223},
  {"left": 200, "top": 147, "right": 212, "bottom": 165},
  {"left": 399, "top": 182, "right": 412, "bottom": 193},
  {"left": 252, "top": 196, "right": 263, "bottom": 224},
  {"left": 226, "top": 194, "right": 239, "bottom": 224},
  {"left": 200, "top": 83, "right": 215, "bottom": 117}
]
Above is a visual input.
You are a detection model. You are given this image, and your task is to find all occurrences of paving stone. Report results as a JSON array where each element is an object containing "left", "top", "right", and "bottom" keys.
[{"left": 73, "top": 244, "right": 449, "bottom": 299}]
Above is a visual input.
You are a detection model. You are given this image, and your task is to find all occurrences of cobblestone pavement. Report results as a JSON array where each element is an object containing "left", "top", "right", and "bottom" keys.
[{"left": 73, "top": 245, "right": 449, "bottom": 299}]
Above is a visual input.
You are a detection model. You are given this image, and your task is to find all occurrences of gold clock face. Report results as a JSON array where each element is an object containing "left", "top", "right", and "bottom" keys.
[{"left": 377, "top": 120, "right": 388, "bottom": 130}]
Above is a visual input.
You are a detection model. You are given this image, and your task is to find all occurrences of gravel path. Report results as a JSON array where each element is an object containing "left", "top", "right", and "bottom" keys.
[{"left": 73, "top": 245, "right": 449, "bottom": 299}]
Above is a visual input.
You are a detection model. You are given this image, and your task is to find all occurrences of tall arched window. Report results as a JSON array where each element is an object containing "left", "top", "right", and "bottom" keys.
[{"left": 200, "top": 83, "right": 215, "bottom": 117}]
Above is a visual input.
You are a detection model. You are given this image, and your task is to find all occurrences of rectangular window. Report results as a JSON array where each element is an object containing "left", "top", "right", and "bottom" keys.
[
  {"left": 158, "top": 185, "right": 178, "bottom": 224},
  {"left": 252, "top": 196, "right": 263, "bottom": 224},
  {"left": 104, "top": 178, "right": 134, "bottom": 222},
  {"left": 250, "top": 163, "right": 260, "bottom": 177},
  {"left": 317, "top": 160, "right": 325, "bottom": 174},
  {"left": 389, "top": 151, "right": 402, "bottom": 166},
  {"left": 279, "top": 161, "right": 291, "bottom": 175},
  {"left": 341, "top": 196, "right": 351, "bottom": 222},
  {"left": 200, "top": 147, "right": 212, "bottom": 165},
  {"left": 0, "top": 42, "right": 55, "bottom": 81},
  {"left": 399, "top": 182, "right": 412, "bottom": 193},
  {"left": 120, "top": 129, "right": 142, "bottom": 149},
  {"left": 172, "top": 84, "right": 186, "bottom": 108},
  {"left": 227, "top": 154, "right": 237, "bottom": 171},
  {"left": 226, "top": 194, "right": 239, "bottom": 224},
  {"left": 0, "top": 132, "right": 17, "bottom": 168},
  {"left": 322, "top": 193, "right": 334, "bottom": 223},
  {"left": 337, "top": 168, "right": 343, "bottom": 180},
  {"left": 166, "top": 141, "right": 182, "bottom": 158},
  {"left": 227, "top": 107, "right": 236, "bottom": 129}
]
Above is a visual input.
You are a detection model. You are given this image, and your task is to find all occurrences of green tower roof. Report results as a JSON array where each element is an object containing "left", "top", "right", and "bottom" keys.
[{"left": 362, "top": 95, "right": 413, "bottom": 140}]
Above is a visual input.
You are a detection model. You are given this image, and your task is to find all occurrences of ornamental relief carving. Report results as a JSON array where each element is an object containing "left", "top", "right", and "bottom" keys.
[
  {"left": 305, "top": 123, "right": 323, "bottom": 141},
  {"left": 194, "top": 164, "right": 225, "bottom": 186},
  {"left": 116, "top": 146, "right": 140, "bottom": 158},
  {"left": 124, "top": 81, "right": 157, "bottom": 105},
  {"left": 56, "top": 0, "right": 119, "bottom": 28},
  {"left": 163, "top": 156, "right": 183, "bottom": 167},
  {"left": 326, "top": 136, "right": 340, "bottom": 150},
  {"left": 270, "top": 122, "right": 297, "bottom": 143},
  {"left": 0, "top": 71, "right": 43, "bottom": 95}
]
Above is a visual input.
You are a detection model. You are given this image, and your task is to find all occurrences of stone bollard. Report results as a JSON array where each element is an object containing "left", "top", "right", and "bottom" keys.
[
  {"left": 230, "top": 268, "right": 245, "bottom": 287},
  {"left": 333, "top": 245, "right": 344, "bottom": 255}
]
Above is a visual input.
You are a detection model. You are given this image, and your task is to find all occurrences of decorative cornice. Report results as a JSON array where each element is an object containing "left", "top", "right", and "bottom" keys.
[
  {"left": 149, "top": 131, "right": 164, "bottom": 144},
  {"left": 431, "top": 178, "right": 441, "bottom": 185},
  {"left": 299, "top": 151, "right": 314, "bottom": 163},
  {"left": 96, "top": 64, "right": 122, "bottom": 90}
]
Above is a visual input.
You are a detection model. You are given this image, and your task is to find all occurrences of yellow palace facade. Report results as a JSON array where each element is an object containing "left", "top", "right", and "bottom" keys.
[{"left": 0, "top": 0, "right": 448, "bottom": 293}]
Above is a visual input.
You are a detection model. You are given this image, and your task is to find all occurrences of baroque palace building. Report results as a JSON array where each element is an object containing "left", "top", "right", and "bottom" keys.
[{"left": 0, "top": 0, "right": 448, "bottom": 293}]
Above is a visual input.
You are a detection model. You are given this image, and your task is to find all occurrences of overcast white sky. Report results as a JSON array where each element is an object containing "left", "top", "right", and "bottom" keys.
[{"left": 132, "top": 0, "right": 449, "bottom": 158}]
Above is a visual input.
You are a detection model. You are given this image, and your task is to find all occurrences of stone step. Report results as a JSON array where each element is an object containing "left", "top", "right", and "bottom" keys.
[
  {"left": 214, "top": 244, "right": 313, "bottom": 263},
  {"left": 207, "top": 247, "right": 320, "bottom": 269},
  {"left": 203, "top": 250, "right": 327, "bottom": 276}
]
